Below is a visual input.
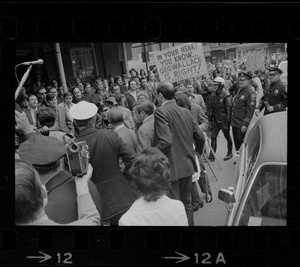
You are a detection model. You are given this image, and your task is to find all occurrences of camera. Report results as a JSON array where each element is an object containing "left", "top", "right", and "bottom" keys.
[{"left": 65, "top": 138, "right": 90, "bottom": 177}]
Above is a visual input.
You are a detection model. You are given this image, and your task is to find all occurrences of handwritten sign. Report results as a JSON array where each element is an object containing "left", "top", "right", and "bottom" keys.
[
  {"left": 246, "top": 50, "right": 266, "bottom": 72},
  {"left": 153, "top": 43, "right": 208, "bottom": 83}
]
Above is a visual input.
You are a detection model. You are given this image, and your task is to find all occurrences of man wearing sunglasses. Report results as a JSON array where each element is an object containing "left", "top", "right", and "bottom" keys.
[
  {"left": 231, "top": 71, "right": 256, "bottom": 158},
  {"left": 255, "top": 67, "right": 287, "bottom": 116},
  {"left": 37, "top": 87, "right": 48, "bottom": 107}
]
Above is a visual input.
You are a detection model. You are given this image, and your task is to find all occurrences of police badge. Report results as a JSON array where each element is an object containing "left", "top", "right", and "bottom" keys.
[
  {"left": 240, "top": 95, "right": 245, "bottom": 100},
  {"left": 274, "top": 90, "right": 278, "bottom": 96},
  {"left": 251, "top": 93, "right": 256, "bottom": 101}
]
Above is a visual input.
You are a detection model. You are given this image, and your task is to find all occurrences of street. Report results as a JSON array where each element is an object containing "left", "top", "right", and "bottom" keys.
[{"left": 194, "top": 130, "right": 237, "bottom": 226}]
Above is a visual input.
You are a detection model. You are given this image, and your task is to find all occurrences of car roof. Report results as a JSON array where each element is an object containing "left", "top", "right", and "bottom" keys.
[
  {"left": 248, "top": 111, "right": 287, "bottom": 164},
  {"left": 278, "top": 61, "right": 287, "bottom": 73}
]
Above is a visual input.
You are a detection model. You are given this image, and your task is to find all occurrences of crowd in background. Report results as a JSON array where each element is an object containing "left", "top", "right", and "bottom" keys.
[{"left": 14, "top": 53, "right": 288, "bottom": 226}]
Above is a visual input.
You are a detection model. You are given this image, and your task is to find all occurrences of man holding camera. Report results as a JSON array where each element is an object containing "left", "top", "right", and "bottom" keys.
[
  {"left": 16, "top": 127, "right": 103, "bottom": 225},
  {"left": 70, "top": 101, "right": 136, "bottom": 226}
]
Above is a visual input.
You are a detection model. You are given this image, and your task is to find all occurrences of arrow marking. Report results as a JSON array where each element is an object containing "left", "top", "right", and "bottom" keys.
[
  {"left": 27, "top": 251, "right": 52, "bottom": 263},
  {"left": 163, "top": 251, "right": 190, "bottom": 264}
]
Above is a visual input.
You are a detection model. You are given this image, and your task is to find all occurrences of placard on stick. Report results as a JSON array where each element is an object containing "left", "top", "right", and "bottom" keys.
[{"left": 153, "top": 43, "right": 208, "bottom": 83}]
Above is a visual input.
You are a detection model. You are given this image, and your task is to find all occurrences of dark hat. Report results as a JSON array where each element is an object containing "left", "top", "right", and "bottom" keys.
[
  {"left": 238, "top": 71, "right": 252, "bottom": 79},
  {"left": 105, "top": 97, "right": 117, "bottom": 105},
  {"left": 19, "top": 134, "right": 65, "bottom": 167},
  {"left": 268, "top": 67, "right": 283, "bottom": 74}
]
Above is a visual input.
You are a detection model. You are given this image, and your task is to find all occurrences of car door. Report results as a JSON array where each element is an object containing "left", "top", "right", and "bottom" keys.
[{"left": 233, "top": 164, "right": 287, "bottom": 226}]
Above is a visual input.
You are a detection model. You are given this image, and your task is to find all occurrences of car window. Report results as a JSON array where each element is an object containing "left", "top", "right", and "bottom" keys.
[
  {"left": 238, "top": 164, "right": 287, "bottom": 226},
  {"left": 245, "top": 126, "right": 261, "bottom": 181}
]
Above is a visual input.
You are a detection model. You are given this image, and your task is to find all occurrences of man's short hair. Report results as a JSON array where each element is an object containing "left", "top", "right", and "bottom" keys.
[
  {"left": 46, "top": 93, "right": 56, "bottom": 102},
  {"left": 73, "top": 117, "right": 96, "bottom": 128},
  {"left": 174, "top": 92, "right": 191, "bottom": 111},
  {"left": 140, "top": 76, "right": 147, "bottom": 81},
  {"left": 28, "top": 94, "right": 37, "bottom": 100},
  {"left": 108, "top": 109, "right": 124, "bottom": 125},
  {"left": 157, "top": 82, "right": 176, "bottom": 100},
  {"left": 15, "top": 158, "right": 44, "bottom": 224},
  {"left": 63, "top": 92, "right": 73, "bottom": 98},
  {"left": 112, "top": 84, "right": 120, "bottom": 90},
  {"left": 36, "top": 107, "right": 56, "bottom": 127},
  {"left": 133, "top": 99, "right": 154, "bottom": 115},
  {"left": 129, "top": 147, "right": 171, "bottom": 202},
  {"left": 186, "top": 82, "right": 193, "bottom": 87}
]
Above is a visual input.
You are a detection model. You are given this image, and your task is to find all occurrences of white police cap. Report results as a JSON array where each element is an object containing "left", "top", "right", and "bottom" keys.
[
  {"left": 69, "top": 101, "right": 98, "bottom": 120},
  {"left": 213, "top": 77, "right": 225, "bottom": 86}
]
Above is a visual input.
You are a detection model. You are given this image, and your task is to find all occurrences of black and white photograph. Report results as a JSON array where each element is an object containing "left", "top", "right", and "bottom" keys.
[{"left": 14, "top": 42, "right": 287, "bottom": 227}]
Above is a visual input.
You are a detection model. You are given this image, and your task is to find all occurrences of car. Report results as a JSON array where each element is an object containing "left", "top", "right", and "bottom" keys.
[
  {"left": 218, "top": 111, "right": 287, "bottom": 226},
  {"left": 278, "top": 60, "right": 288, "bottom": 90}
]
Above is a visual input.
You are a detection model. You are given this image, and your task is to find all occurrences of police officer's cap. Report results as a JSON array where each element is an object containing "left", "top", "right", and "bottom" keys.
[
  {"left": 19, "top": 134, "right": 65, "bottom": 167},
  {"left": 105, "top": 97, "right": 117, "bottom": 106},
  {"left": 238, "top": 71, "right": 252, "bottom": 79},
  {"left": 69, "top": 101, "right": 98, "bottom": 120},
  {"left": 268, "top": 67, "right": 283, "bottom": 74}
]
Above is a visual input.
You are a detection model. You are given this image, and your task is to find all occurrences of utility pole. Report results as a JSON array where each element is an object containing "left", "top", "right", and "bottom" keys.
[{"left": 54, "top": 43, "right": 68, "bottom": 93}]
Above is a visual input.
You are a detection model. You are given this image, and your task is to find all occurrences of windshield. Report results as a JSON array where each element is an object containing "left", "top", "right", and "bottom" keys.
[{"left": 238, "top": 164, "right": 287, "bottom": 226}]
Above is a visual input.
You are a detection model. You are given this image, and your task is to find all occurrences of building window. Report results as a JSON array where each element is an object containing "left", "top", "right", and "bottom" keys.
[{"left": 71, "top": 48, "right": 96, "bottom": 84}]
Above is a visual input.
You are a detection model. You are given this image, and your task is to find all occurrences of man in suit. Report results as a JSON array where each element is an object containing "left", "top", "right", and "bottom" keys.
[
  {"left": 154, "top": 81, "right": 205, "bottom": 226},
  {"left": 24, "top": 94, "right": 39, "bottom": 127},
  {"left": 186, "top": 82, "right": 207, "bottom": 115},
  {"left": 108, "top": 108, "right": 139, "bottom": 155},
  {"left": 46, "top": 94, "right": 74, "bottom": 134},
  {"left": 133, "top": 99, "right": 155, "bottom": 151},
  {"left": 70, "top": 101, "right": 136, "bottom": 225}
]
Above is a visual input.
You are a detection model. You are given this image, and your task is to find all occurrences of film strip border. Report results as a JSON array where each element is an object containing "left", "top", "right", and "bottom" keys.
[
  {"left": 2, "top": 2, "right": 300, "bottom": 266},
  {"left": 0, "top": 3, "right": 299, "bottom": 41},
  {"left": 1, "top": 228, "right": 300, "bottom": 265}
]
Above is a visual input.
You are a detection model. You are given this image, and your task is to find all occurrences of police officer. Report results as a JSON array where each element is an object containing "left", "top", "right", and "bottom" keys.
[
  {"left": 231, "top": 71, "right": 256, "bottom": 158},
  {"left": 209, "top": 77, "right": 233, "bottom": 161},
  {"left": 255, "top": 67, "right": 287, "bottom": 116}
]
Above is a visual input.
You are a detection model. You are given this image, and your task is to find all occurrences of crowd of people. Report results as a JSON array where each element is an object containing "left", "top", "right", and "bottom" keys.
[{"left": 15, "top": 55, "right": 288, "bottom": 226}]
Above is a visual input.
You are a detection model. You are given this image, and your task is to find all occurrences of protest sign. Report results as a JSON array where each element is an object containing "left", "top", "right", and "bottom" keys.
[
  {"left": 153, "top": 43, "right": 208, "bottom": 83},
  {"left": 245, "top": 50, "right": 266, "bottom": 72}
]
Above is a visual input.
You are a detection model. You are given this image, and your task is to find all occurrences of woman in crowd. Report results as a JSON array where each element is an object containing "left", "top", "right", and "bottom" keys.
[{"left": 118, "top": 147, "right": 188, "bottom": 226}]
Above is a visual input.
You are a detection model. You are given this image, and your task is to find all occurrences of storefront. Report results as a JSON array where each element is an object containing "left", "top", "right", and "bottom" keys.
[{"left": 15, "top": 42, "right": 130, "bottom": 90}]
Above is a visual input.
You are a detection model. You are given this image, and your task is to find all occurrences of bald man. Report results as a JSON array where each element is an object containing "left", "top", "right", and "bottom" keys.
[{"left": 154, "top": 81, "right": 205, "bottom": 226}]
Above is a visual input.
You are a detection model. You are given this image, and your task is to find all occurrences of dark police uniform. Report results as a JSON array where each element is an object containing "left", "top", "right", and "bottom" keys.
[
  {"left": 257, "top": 79, "right": 287, "bottom": 115},
  {"left": 211, "top": 90, "right": 233, "bottom": 157},
  {"left": 231, "top": 82, "right": 256, "bottom": 152}
]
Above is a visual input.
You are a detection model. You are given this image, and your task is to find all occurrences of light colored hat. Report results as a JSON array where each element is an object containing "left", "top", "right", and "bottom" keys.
[
  {"left": 69, "top": 101, "right": 98, "bottom": 120},
  {"left": 213, "top": 77, "right": 225, "bottom": 85}
]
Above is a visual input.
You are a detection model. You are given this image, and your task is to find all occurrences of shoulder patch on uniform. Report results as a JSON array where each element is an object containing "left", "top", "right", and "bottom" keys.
[{"left": 251, "top": 93, "right": 256, "bottom": 101}]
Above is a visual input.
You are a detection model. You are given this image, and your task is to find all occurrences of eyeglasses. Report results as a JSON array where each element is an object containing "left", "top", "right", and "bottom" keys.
[{"left": 268, "top": 73, "right": 278, "bottom": 77}]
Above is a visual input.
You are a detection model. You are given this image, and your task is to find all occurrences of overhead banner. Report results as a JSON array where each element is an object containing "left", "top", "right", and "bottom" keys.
[
  {"left": 153, "top": 43, "right": 208, "bottom": 83},
  {"left": 245, "top": 50, "right": 266, "bottom": 72}
]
